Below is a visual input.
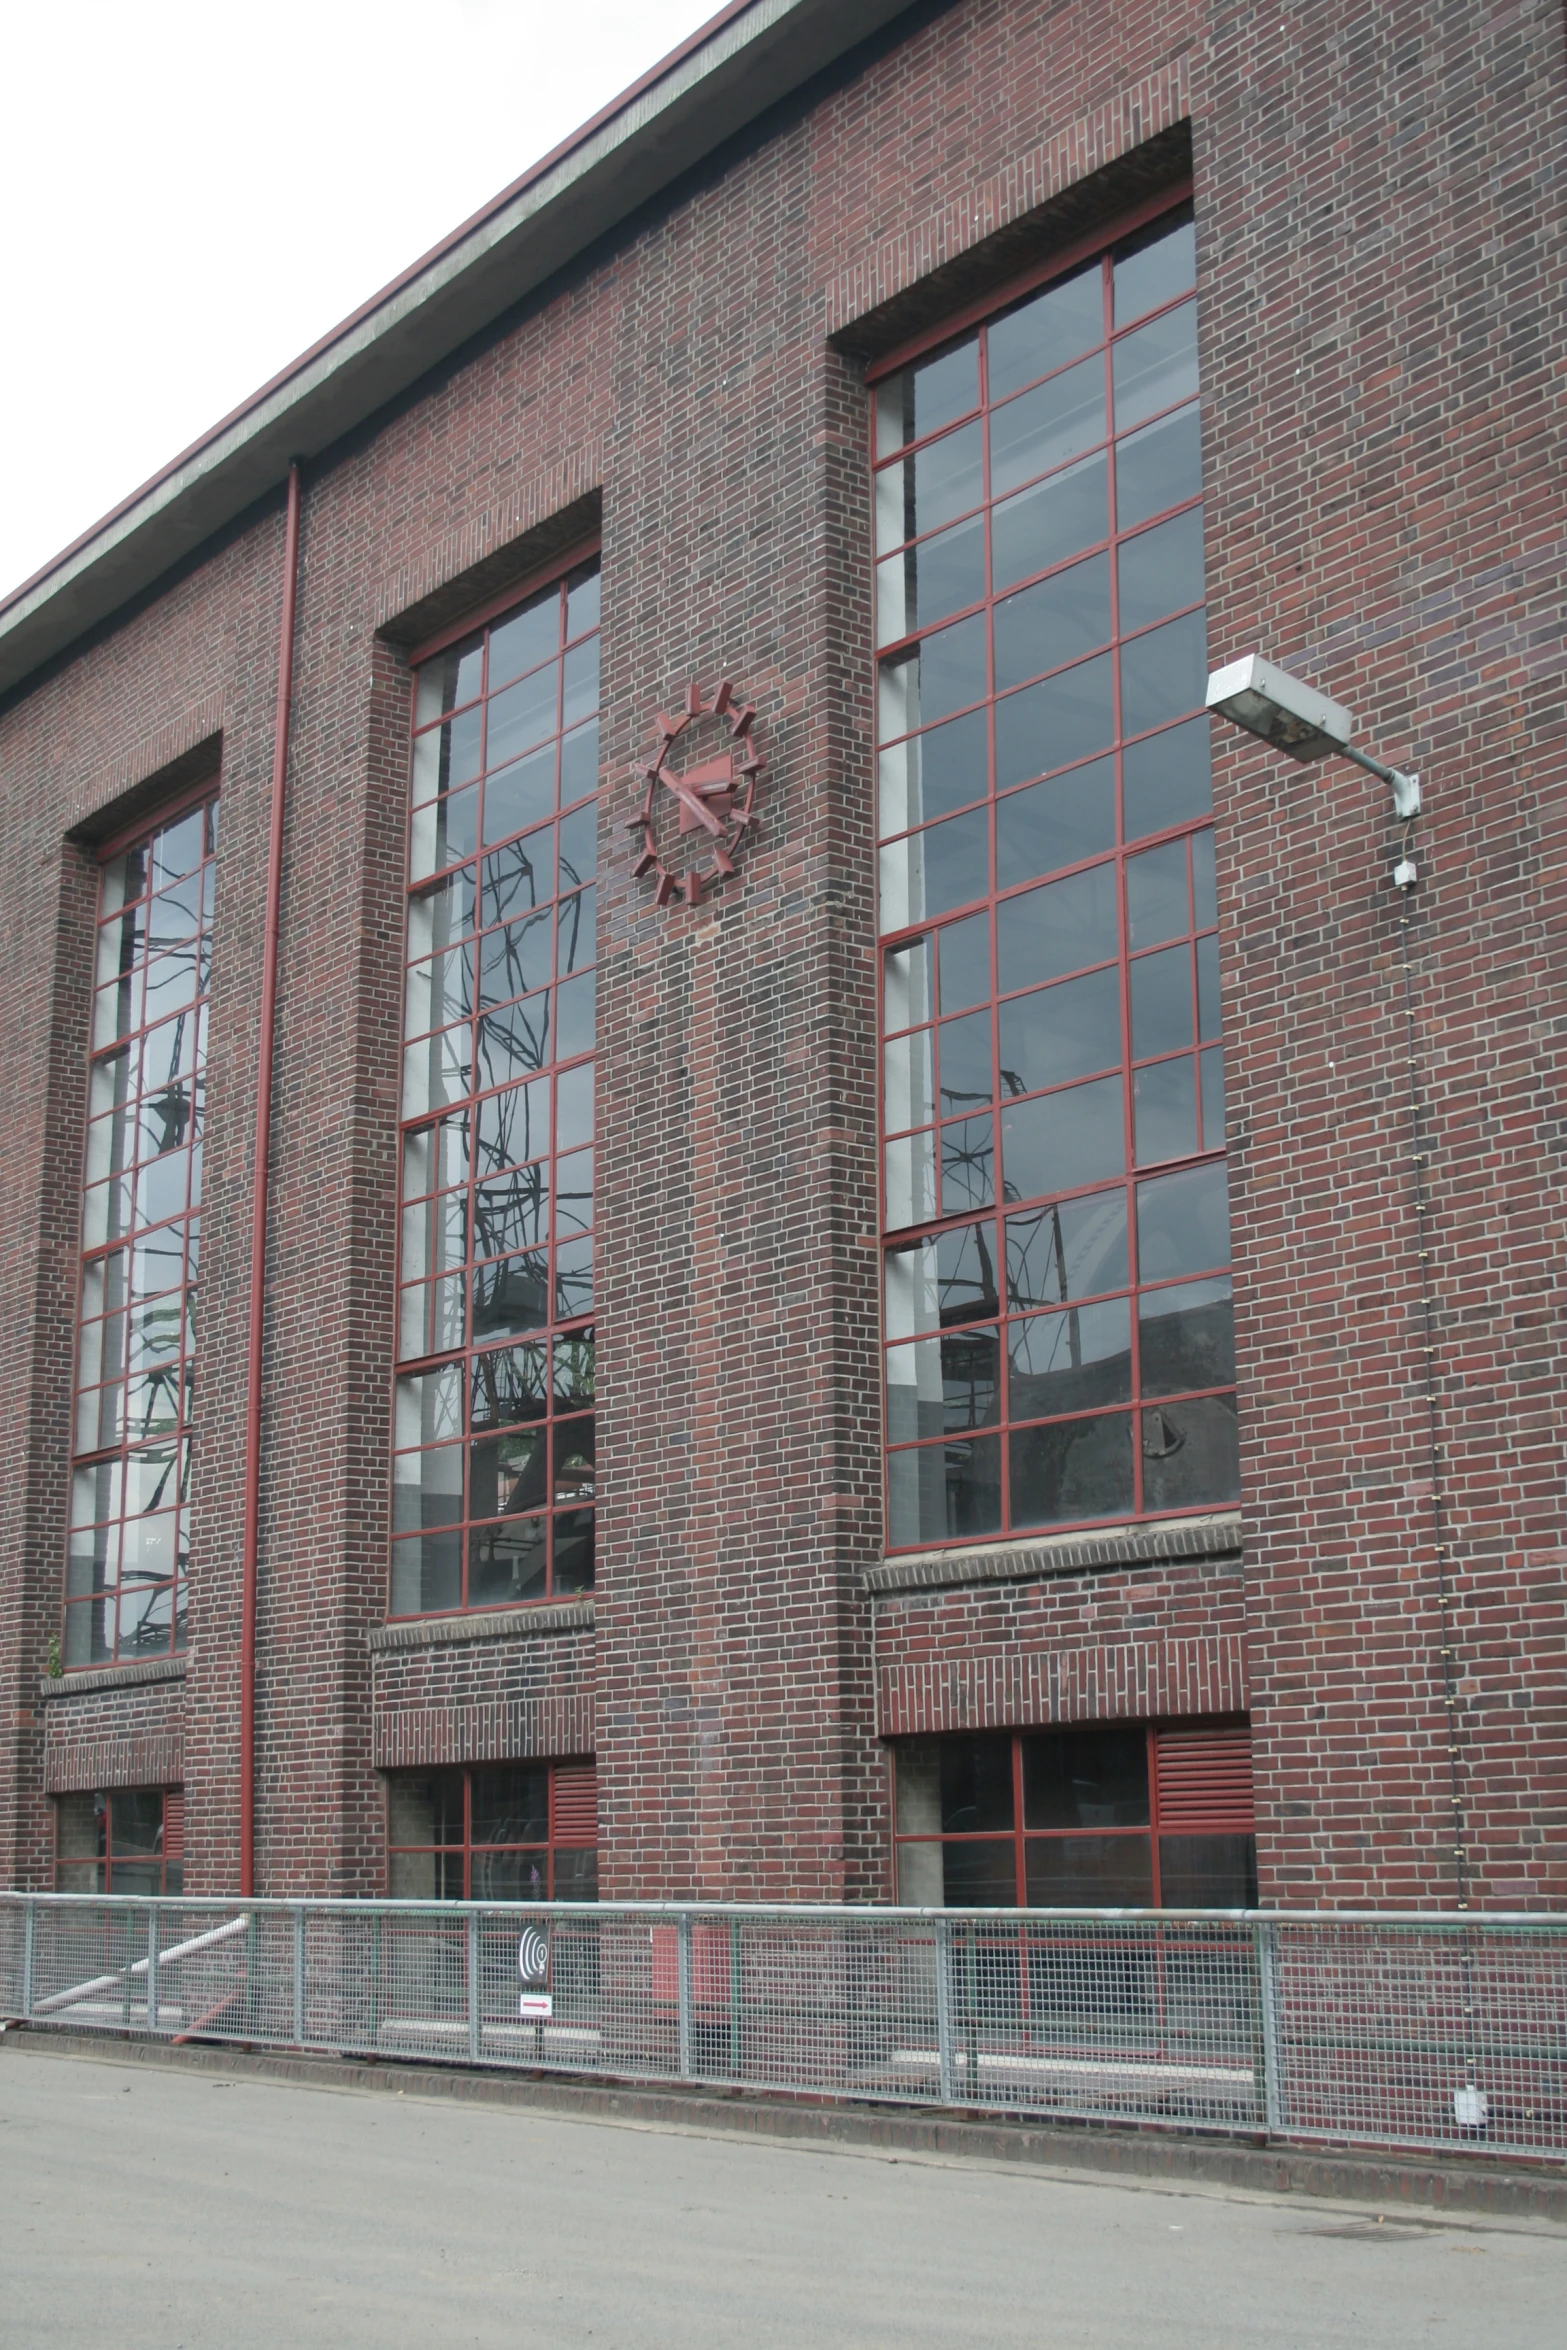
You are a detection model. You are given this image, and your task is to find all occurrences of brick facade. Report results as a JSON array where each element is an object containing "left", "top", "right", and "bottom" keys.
[{"left": 1, "top": 0, "right": 1564, "bottom": 1911}]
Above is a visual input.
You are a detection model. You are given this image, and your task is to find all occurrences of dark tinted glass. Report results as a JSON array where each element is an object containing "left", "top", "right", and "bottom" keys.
[
  {"left": 940, "top": 1734, "right": 1015, "bottom": 1832},
  {"left": 1141, "top": 1392, "right": 1240, "bottom": 1509},
  {"left": 1024, "top": 1728, "right": 1150, "bottom": 1827},
  {"left": 1158, "top": 1833, "right": 1257, "bottom": 1907},
  {"left": 1009, "top": 1297, "right": 1132, "bottom": 1419},
  {"left": 1025, "top": 1835, "right": 1154, "bottom": 1907},
  {"left": 943, "top": 1840, "right": 1019, "bottom": 1906},
  {"left": 1139, "top": 1276, "right": 1234, "bottom": 1395},
  {"left": 472, "top": 1766, "right": 549, "bottom": 1844}
]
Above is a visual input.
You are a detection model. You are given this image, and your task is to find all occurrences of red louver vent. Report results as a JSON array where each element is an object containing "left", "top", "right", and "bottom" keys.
[
  {"left": 552, "top": 1763, "right": 597, "bottom": 1847},
  {"left": 162, "top": 1789, "right": 185, "bottom": 1860},
  {"left": 1154, "top": 1728, "right": 1254, "bottom": 1833}
]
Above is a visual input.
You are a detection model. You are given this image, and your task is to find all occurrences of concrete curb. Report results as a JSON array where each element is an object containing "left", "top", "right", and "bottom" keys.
[{"left": 6, "top": 2023, "right": 1564, "bottom": 2224}]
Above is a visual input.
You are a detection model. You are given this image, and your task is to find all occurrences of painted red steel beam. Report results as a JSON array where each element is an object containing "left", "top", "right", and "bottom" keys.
[{"left": 239, "top": 461, "right": 303, "bottom": 1900}]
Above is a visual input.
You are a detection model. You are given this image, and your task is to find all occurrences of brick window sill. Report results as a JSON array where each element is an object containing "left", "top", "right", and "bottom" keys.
[
  {"left": 864, "top": 1512, "right": 1243, "bottom": 1596},
  {"left": 38, "top": 1656, "right": 189, "bottom": 1699},
  {"left": 368, "top": 1600, "right": 595, "bottom": 1653}
]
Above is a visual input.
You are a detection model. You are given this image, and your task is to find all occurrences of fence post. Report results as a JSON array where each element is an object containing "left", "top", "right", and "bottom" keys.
[
  {"left": 729, "top": 1917, "right": 742, "bottom": 2079},
  {"left": 292, "top": 1906, "right": 306, "bottom": 2047},
  {"left": 146, "top": 1905, "right": 161, "bottom": 2032},
  {"left": 1255, "top": 1920, "right": 1284, "bottom": 2136},
  {"left": 677, "top": 1913, "right": 693, "bottom": 2080},
  {"left": 21, "top": 1898, "right": 36, "bottom": 2021},
  {"left": 467, "top": 1911, "right": 481, "bottom": 2063},
  {"left": 935, "top": 1917, "right": 956, "bottom": 2106}
]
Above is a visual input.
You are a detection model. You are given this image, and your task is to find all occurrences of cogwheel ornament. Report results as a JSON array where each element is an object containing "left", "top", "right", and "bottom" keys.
[{"left": 629, "top": 679, "right": 764, "bottom": 908}]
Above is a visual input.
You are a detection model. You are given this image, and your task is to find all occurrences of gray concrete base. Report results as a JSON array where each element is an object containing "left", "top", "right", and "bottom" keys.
[{"left": 8, "top": 2021, "right": 1563, "bottom": 2225}]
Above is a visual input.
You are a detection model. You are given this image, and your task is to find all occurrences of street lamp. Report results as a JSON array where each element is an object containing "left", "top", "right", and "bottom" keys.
[{"left": 1205, "top": 653, "right": 1422, "bottom": 887}]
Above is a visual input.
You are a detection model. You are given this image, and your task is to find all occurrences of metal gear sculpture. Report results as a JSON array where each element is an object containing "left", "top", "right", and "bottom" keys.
[{"left": 630, "top": 678, "right": 764, "bottom": 908}]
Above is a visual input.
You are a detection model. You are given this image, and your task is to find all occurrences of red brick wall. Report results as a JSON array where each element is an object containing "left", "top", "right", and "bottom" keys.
[{"left": 1, "top": 0, "right": 1563, "bottom": 1913}]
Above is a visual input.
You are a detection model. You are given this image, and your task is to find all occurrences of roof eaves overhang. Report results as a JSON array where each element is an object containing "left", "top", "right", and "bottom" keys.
[{"left": 0, "top": 0, "right": 913, "bottom": 700}]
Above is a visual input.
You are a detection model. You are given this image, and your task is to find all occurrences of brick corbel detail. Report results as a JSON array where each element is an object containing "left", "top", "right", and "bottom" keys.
[
  {"left": 44, "top": 1732, "right": 184, "bottom": 1795},
  {"left": 877, "top": 1634, "right": 1247, "bottom": 1739},
  {"left": 373, "top": 1694, "right": 595, "bottom": 1771}
]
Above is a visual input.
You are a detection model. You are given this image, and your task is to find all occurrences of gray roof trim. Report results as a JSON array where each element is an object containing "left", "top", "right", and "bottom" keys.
[{"left": 0, "top": 0, "right": 911, "bottom": 699}]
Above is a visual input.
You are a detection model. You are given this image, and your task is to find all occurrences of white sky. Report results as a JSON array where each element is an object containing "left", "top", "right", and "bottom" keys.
[{"left": 2, "top": 0, "right": 717, "bottom": 602}]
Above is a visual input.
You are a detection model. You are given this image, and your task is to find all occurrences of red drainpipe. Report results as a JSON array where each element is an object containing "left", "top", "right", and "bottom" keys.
[{"left": 239, "top": 461, "right": 302, "bottom": 1898}]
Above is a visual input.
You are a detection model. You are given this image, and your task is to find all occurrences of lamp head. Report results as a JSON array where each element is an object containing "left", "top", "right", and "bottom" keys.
[{"left": 1205, "top": 653, "right": 1354, "bottom": 764}]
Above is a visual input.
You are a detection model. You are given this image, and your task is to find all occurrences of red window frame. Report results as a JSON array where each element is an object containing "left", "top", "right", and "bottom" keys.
[
  {"left": 391, "top": 545, "right": 600, "bottom": 1617},
  {"left": 384, "top": 1760, "right": 598, "bottom": 1899},
  {"left": 870, "top": 195, "right": 1237, "bottom": 1552},
  {"left": 64, "top": 788, "right": 217, "bottom": 1667},
  {"left": 55, "top": 1786, "right": 185, "bottom": 1895},
  {"left": 889, "top": 1722, "right": 1256, "bottom": 1908}
]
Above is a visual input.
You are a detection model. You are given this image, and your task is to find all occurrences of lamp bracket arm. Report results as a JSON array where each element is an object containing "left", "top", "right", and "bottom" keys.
[{"left": 1336, "top": 738, "right": 1421, "bottom": 819}]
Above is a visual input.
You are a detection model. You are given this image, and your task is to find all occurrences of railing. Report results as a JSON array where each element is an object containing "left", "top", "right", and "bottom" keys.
[{"left": 3, "top": 1895, "right": 1563, "bottom": 2164}]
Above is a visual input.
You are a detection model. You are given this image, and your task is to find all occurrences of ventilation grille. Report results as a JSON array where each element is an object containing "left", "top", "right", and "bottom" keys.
[
  {"left": 1154, "top": 1728, "right": 1253, "bottom": 1833},
  {"left": 552, "top": 1762, "right": 597, "bottom": 1846},
  {"left": 161, "top": 1789, "right": 185, "bottom": 1861}
]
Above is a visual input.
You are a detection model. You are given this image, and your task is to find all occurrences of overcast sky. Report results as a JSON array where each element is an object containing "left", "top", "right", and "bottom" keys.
[{"left": 2, "top": 0, "right": 716, "bottom": 602}]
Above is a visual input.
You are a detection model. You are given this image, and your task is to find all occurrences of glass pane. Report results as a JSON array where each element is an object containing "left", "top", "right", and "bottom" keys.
[
  {"left": 942, "top": 1839, "right": 1018, "bottom": 1906},
  {"left": 471, "top": 1341, "right": 549, "bottom": 1430},
  {"left": 405, "top": 941, "right": 472, "bottom": 1039},
  {"left": 1192, "top": 830, "right": 1217, "bottom": 928},
  {"left": 471, "top": 1252, "right": 551, "bottom": 1340},
  {"left": 476, "top": 996, "right": 550, "bottom": 1091},
  {"left": 883, "top": 938, "right": 932, "bottom": 1031},
  {"left": 884, "top": 1132, "right": 937, "bottom": 1230},
  {"left": 394, "top": 1364, "right": 463, "bottom": 1451},
  {"left": 1009, "top": 1410, "right": 1134, "bottom": 1526},
  {"left": 1130, "top": 944, "right": 1192, "bottom": 1060},
  {"left": 877, "top": 517, "right": 986, "bottom": 645},
  {"left": 995, "top": 758, "right": 1116, "bottom": 884},
  {"left": 883, "top": 1219, "right": 1001, "bottom": 1339},
  {"left": 555, "top": 1147, "right": 595, "bottom": 1238},
  {"left": 874, "top": 338, "right": 979, "bottom": 456},
  {"left": 1024, "top": 1728, "right": 1149, "bottom": 1828},
  {"left": 1115, "top": 401, "right": 1202, "bottom": 530},
  {"left": 555, "top": 969, "right": 596, "bottom": 1062},
  {"left": 552, "top": 1508, "right": 596, "bottom": 1594},
  {"left": 1120, "top": 610, "right": 1207, "bottom": 738},
  {"left": 472, "top": 1765, "right": 549, "bottom": 1844},
  {"left": 1113, "top": 212, "right": 1195, "bottom": 326},
  {"left": 878, "top": 614, "right": 987, "bottom": 740},
  {"left": 1117, "top": 507, "right": 1204, "bottom": 635},
  {"left": 989, "top": 354, "right": 1106, "bottom": 497},
  {"left": 390, "top": 1529, "right": 463, "bottom": 1614},
  {"left": 940, "top": 1735, "right": 1014, "bottom": 1832},
  {"left": 878, "top": 710, "right": 988, "bottom": 838},
  {"left": 1139, "top": 1276, "right": 1235, "bottom": 1395},
  {"left": 565, "top": 568, "right": 600, "bottom": 639},
  {"left": 483, "top": 744, "right": 556, "bottom": 847},
  {"left": 468, "top": 1514, "right": 548, "bottom": 1608},
  {"left": 886, "top": 1431, "right": 1001, "bottom": 1546},
  {"left": 992, "top": 555, "right": 1111, "bottom": 693},
  {"left": 1112, "top": 301, "right": 1198, "bottom": 431},
  {"left": 561, "top": 639, "right": 599, "bottom": 730},
  {"left": 486, "top": 664, "right": 559, "bottom": 771},
  {"left": 1141, "top": 1393, "right": 1240, "bottom": 1510},
  {"left": 987, "top": 264, "right": 1103, "bottom": 400},
  {"left": 1025, "top": 1835, "right": 1153, "bottom": 1906},
  {"left": 1196, "top": 934, "right": 1221, "bottom": 1040},
  {"left": 556, "top": 1062, "right": 594, "bottom": 1152},
  {"left": 995, "top": 652, "right": 1113, "bottom": 788},
  {"left": 489, "top": 596, "right": 559, "bottom": 689},
  {"left": 1201, "top": 1045, "right": 1226, "bottom": 1143},
  {"left": 480, "top": 910, "right": 554, "bottom": 1011},
  {"left": 997, "top": 862, "right": 1118, "bottom": 990},
  {"left": 885, "top": 1326, "right": 1000, "bottom": 1441},
  {"left": 1133, "top": 1056, "right": 1197, "bottom": 1165},
  {"left": 1000, "top": 1073, "right": 1125, "bottom": 1202},
  {"left": 555, "top": 1848, "right": 599, "bottom": 1901},
  {"left": 991, "top": 450, "right": 1107, "bottom": 593},
  {"left": 941, "top": 1114, "right": 993, "bottom": 1214},
  {"left": 1136, "top": 1162, "right": 1230, "bottom": 1279},
  {"left": 1005, "top": 1189, "right": 1127, "bottom": 1307},
  {"left": 937, "top": 1008, "right": 992, "bottom": 1113},
  {"left": 893, "top": 419, "right": 984, "bottom": 546},
  {"left": 415, "top": 636, "right": 483, "bottom": 726},
  {"left": 469, "top": 1429, "right": 544, "bottom": 1519},
  {"left": 482, "top": 827, "right": 555, "bottom": 930},
  {"left": 475, "top": 1078, "right": 550, "bottom": 1175},
  {"left": 894, "top": 1739, "right": 941, "bottom": 1835},
  {"left": 1126, "top": 839, "right": 1189, "bottom": 947},
  {"left": 1158, "top": 1833, "right": 1257, "bottom": 1907},
  {"left": 998, "top": 967, "right": 1121, "bottom": 1095},
  {"left": 1008, "top": 1296, "right": 1131, "bottom": 1418},
  {"left": 937, "top": 912, "right": 991, "bottom": 1012},
  {"left": 884, "top": 1029, "right": 934, "bottom": 1132},
  {"left": 388, "top": 1768, "right": 465, "bottom": 1847},
  {"left": 391, "top": 1441, "right": 463, "bottom": 1535},
  {"left": 1122, "top": 717, "right": 1212, "bottom": 840},
  {"left": 560, "top": 718, "right": 598, "bottom": 807},
  {"left": 880, "top": 810, "right": 990, "bottom": 931}
]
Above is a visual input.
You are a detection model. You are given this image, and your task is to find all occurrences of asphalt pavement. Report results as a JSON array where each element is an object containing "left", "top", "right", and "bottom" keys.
[{"left": 2, "top": 2037, "right": 1564, "bottom": 2347}]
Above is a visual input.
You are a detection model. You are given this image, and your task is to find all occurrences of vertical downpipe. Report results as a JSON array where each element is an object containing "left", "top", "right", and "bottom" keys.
[{"left": 239, "top": 462, "right": 303, "bottom": 1900}]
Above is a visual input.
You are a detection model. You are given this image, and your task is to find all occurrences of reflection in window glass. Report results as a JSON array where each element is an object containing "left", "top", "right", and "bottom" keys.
[
  {"left": 67, "top": 794, "right": 215, "bottom": 1667},
  {"left": 54, "top": 1787, "right": 184, "bottom": 1894},
  {"left": 873, "top": 205, "right": 1236, "bottom": 1547},
  {"left": 396, "top": 562, "right": 599, "bottom": 1613}
]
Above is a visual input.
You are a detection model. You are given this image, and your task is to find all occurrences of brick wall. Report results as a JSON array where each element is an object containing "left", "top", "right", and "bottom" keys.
[{"left": 1, "top": 0, "right": 1563, "bottom": 1911}]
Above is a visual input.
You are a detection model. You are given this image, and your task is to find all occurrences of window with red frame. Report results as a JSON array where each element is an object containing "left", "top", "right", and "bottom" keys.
[
  {"left": 393, "top": 560, "right": 599, "bottom": 1615},
  {"left": 66, "top": 793, "right": 214, "bottom": 1664},
  {"left": 892, "top": 1724, "right": 1255, "bottom": 1908},
  {"left": 55, "top": 1787, "right": 185, "bottom": 1895},
  {"left": 386, "top": 1761, "right": 598, "bottom": 1899},
  {"left": 873, "top": 203, "right": 1238, "bottom": 1549}
]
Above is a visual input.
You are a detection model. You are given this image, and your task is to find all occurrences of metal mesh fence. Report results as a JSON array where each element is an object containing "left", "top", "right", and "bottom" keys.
[{"left": 2, "top": 1896, "right": 1561, "bottom": 2162}]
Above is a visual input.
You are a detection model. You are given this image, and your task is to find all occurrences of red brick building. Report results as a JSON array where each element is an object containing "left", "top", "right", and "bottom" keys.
[{"left": 1, "top": 0, "right": 1563, "bottom": 1914}]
